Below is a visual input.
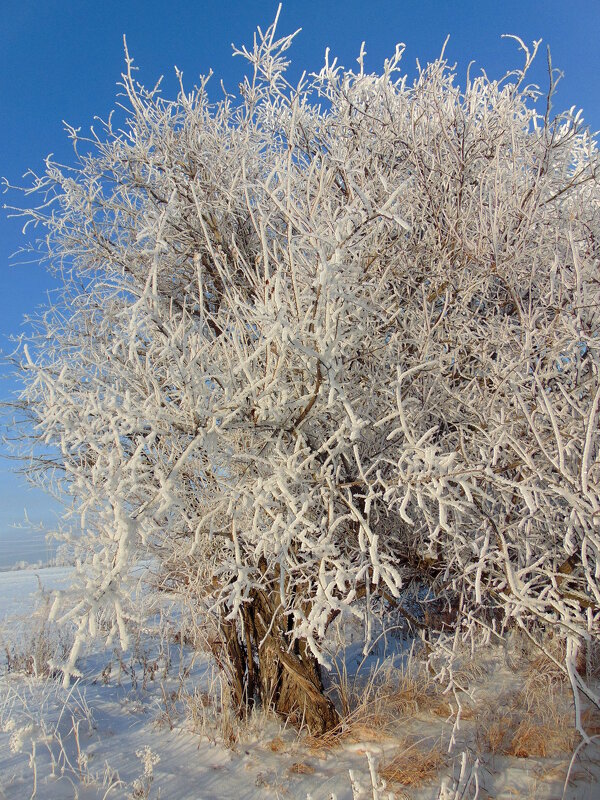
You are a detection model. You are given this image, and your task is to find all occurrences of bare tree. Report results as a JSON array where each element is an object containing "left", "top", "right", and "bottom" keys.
[{"left": 5, "top": 15, "right": 600, "bottom": 734}]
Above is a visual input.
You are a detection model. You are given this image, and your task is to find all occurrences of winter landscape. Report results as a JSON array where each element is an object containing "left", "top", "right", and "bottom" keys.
[
  {"left": 2, "top": 556, "right": 600, "bottom": 799},
  {"left": 1, "top": 3, "right": 600, "bottom": 798},
  {"left": 2, "top": 561, "right": 600, "bottom": 800}
]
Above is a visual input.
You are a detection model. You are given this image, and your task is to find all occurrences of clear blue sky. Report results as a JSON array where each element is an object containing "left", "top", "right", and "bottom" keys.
[{"left": 1, "top": 0, "right": 599, "bottom": 565}]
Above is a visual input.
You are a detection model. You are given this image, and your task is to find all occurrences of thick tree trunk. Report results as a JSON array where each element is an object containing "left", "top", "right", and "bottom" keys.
[{"left": 219, "top": 590, "right": 339, "bottom": 736}]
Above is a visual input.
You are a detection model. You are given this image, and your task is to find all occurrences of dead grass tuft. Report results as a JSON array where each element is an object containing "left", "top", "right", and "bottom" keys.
[
  {"left": 525, "top": 652, "right": 567, "bottom": 693},
  {"left": 309, "top": 662, "right": 436, "bottom": 751},
  {"left": 380, "top": 737, "right": 446, "bottom": 788},
  {"left": 506, "top": 718, "right": 575, "bottom": 758},
  {"left": 477, "top": 711, "right": 514, "bottom": 755},
  {"left": 289, "top": 761, "right": 315, "bottom": 775},
  {"left": 386, "top": 672, "right": 450, "bottom": 718},
  {"left": 306, "top": 712, "right": 392, "bottom": 753},
  {"left": 475, "top": 691, "right": 576, "bottom": 759},
  {"left": 308, "top": 671, "right": 453, "bottom": 753},
  {"left": 580, "top": 707, "right": 600, "bottom": 737},
  {"left": 308, "top": 653, "right": 467, "bottom": 754},
  {"left": 268, "top": 736, "right": 286, "bottom": 752}
]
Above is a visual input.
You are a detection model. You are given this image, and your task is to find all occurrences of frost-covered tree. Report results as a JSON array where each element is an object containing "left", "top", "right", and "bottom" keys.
[{"left": 5, "top": 14, "right": 600, "bottom": 734}]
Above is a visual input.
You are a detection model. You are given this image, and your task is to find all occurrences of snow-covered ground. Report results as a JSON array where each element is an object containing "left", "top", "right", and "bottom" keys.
[
  {"left": 0, "top": 566, "right": 599, "bottom": 800},
  {"left": 0, "top": 566, "right": 73, "bottom": 620}
]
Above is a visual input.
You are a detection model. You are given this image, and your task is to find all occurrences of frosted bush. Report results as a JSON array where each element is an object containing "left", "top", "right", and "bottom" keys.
[{"left": 5, "top": 11, "right": 599, "bottom": 732}]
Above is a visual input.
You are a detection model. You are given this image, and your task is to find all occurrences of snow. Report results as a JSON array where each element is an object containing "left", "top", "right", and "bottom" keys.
[
  {"left": 1, "top": 567, "right": 599, "bottom": 800},
  {"left": 0, "top": 566, "right": 73, "bottom": 621}
]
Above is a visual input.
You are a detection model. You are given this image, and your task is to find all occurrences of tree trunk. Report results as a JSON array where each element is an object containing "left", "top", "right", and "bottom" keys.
[{"left": 219, "top": 590, "right": 339, "bottom": 736}]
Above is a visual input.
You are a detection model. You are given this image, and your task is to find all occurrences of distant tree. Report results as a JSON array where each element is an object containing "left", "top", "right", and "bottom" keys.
[{"left": 5, "top": 15, "right": 600, "bottom": 734}]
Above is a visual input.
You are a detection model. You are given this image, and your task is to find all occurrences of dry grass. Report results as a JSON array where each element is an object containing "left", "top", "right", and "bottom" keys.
[
  {"left": 580, "top": 707, "right": 600, "bottom": 737},
  {"left": 386, "top": 671, "right": 452, "bottom": 719},
  {"left": 4, "top": 632, "right": 56, "bottom": 677},
  {"left": 383, "top": 660, "right": 479, "bottom": 723},
  {"left": 181, "top": 672, "right": 246, "bottom": 747},
  {"left": 267, "top": 736, "right": 286, "bottom": 752},
  {"left": 2, "top": 619, "right": 71, "bottom": 679},
  {"left": 477, "top": 710, "right": 513, "bottom": 755},
  {"left": 180, "top": 627, "right": 592, "bottom": 770},
  {"left": 514, "top": 628, "right": 600, "bottom": 685},
  {"left": 582, "top": 638, "right": 600, "bottom": 679},
  {"left": 506, "top": 718, "right": 575, "bottom": 758},
  {"left": 525, "top": 652, "right": 568, "bottom": 693},
  {"left": 182, "top": 685, "right": 213, "bottom": 730},
  {"left": 380, "top": 737, "right": 446, "bottom": 788},
  {"left": 307, "top": 659, "right": 453, "bottom": 753},
  {"left": 289, "top": 761, "right": 315, "bottom": 775},
  {"left": 470, "top": 633, "right": 586, "bottom": 761},
  {"left": 475, "top": 689, "right": 576, "bottom": 759},
  {"left": 310, "top": 658, "right": 451, "bottom": 749},
  {"left": 306, "top": 711, "right": 393, "bottom": 753},
  {"left": 304, "top": 647, "right": 482, "bottom": 758}
]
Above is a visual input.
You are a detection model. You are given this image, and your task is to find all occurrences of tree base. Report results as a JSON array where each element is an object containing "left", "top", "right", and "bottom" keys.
[{"left": 219, "top": 593, "right": 339, "bottom": 736}]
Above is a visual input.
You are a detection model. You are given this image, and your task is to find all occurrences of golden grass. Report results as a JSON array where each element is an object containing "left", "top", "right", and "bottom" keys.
[
  {"left": 506, "top": 719, "right": 575, "bottom": 759},
  {"left": 580, "top": 707, "right": 600, "bottom": 737},
  {"left": 386, "top": 674, "right": 451, "bottom": 719},
  {"left": 308, "top": 660, "right": 453, "bottom": 753},
  {"left": 306, "top": 711, "right": 393, "bottom": 753},
  {"left": 475, "top": 690, "right": 576, "bottom": 759},
  {"left": 289, "top": 761, "right": 315, "bottom": 775},
  {"left": 525, "top": 652, "right": 568, "bottom": 693},
  {"left": 477, "top": 711, "right": 513, "bottom": 755},
  {"left": 380, "top": 737, "right": 446, "bottom": 788},
  {"left": 267, "top": 736, "right": 286, "bottom": 752}
]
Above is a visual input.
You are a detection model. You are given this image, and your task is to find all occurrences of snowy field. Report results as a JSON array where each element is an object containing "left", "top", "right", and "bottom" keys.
[
  {"left": 0, "top": 566, "right": 599, "bottom": 800},
  {"left": 0, "top": 566, "right": 72, "bottom": 620}
]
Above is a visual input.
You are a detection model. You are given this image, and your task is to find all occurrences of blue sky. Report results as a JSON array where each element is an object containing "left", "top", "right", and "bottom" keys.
[{"left": 1, "top": 0, "right": 599, "bottom": 565}]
